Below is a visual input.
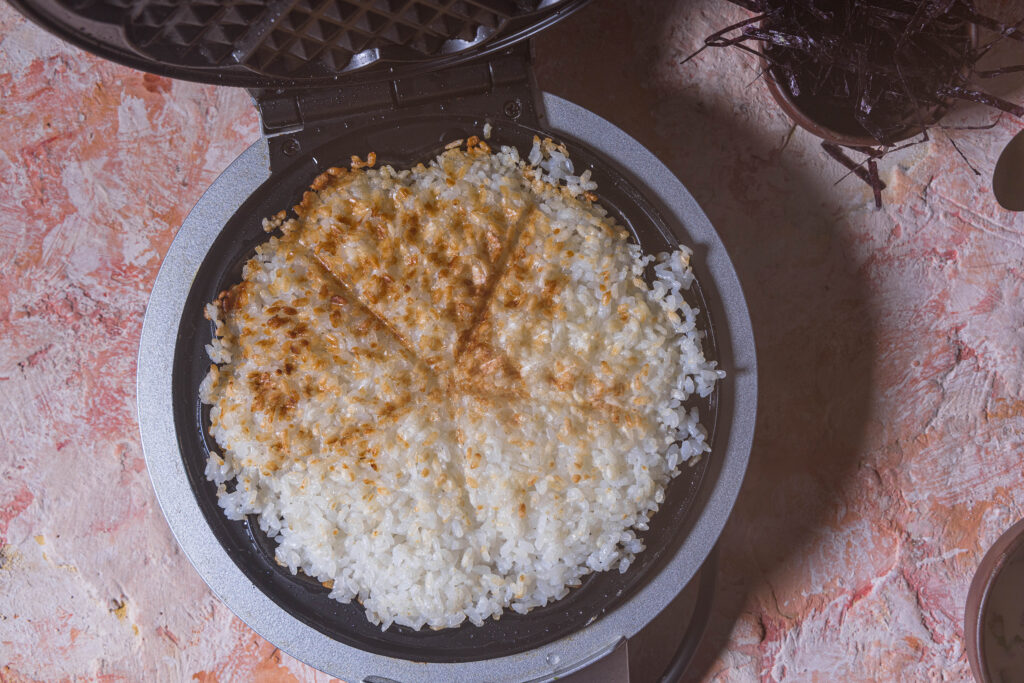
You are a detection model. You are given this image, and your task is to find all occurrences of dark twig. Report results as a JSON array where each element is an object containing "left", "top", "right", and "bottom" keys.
[
  {"left": 868, "top": 159, "right": 883, "bottom": 208},
  {"left": 822, "top": 141, "right": 888, "bottom": 189},
  {"left": 947, "top": 134, "right": 981, "bottom": 175},
  {"left": 937, "top": 86, "right": 1024, "bottom": 117},
  {"left": 680, "top": 13, "right": 768, "bottom": 66}
]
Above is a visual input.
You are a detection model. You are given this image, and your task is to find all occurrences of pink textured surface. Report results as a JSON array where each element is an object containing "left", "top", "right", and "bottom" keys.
[{"left": 1, "top": 1, "right": 1022, "bottom": 681}]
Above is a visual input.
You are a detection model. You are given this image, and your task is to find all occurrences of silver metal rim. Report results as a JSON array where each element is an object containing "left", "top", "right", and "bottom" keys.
[{"left": 137, "top": 92, "right": 757, "bottom": 683}]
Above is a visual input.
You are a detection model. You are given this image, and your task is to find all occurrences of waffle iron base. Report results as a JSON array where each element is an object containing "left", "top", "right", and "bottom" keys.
[{"left": 137, "top": 92, "right": 756, "bottom": 683}]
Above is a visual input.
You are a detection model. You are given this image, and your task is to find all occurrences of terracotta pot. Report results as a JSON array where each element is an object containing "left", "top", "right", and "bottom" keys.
[
  {"left": 759, "top": 22, "right": 978, "bottom": 148},
  {"left": 761, "top": 68, "right": 898, "bottom": 148},
  {"left": 965, "top": 517, "right": 1024, "bottom": 682}
]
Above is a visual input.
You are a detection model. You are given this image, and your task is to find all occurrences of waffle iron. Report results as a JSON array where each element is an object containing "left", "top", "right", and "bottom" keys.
[{"left": 10, "top": 1, "right": 758, "bottom": 680}]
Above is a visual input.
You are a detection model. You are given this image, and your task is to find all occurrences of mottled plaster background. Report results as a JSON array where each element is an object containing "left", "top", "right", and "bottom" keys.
[{"left": 1, "top": 0, "right": 1023, "bottom": 681}]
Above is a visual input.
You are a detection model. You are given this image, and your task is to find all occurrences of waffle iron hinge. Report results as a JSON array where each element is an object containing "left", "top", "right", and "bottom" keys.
[{"left": 250, "top": 44, "right": 542, "bottom": 173}]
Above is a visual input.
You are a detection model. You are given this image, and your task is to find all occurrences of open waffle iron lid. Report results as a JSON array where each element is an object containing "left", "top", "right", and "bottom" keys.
[
  {"left": 10, "top": 0, "right": 594, "bottom": 173},
  {"left": 14, "top": 1, "right": 758, "bottom": 680},
  {"left": 9, "top": 0, "right": 590, "bottom": 88}
]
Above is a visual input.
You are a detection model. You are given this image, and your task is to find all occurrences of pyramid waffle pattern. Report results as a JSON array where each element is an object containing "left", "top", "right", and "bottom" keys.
[{"left": 56, "top": 0, "right": 562, "bottom": 79}]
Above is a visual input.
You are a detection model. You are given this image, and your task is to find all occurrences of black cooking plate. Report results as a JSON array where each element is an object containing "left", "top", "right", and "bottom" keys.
[{"left": 171, "top": 114, "right": 720, "bottom": 662}]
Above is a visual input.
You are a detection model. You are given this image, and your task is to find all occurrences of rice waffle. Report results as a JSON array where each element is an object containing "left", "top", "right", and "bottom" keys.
[{"left": 199, "top": 137, "right": 723, "bottom": 631}]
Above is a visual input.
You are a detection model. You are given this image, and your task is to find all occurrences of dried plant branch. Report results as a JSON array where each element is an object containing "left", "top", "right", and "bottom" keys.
[{"left": 684, "top": 0, "right": 1024, "bottom": 205}]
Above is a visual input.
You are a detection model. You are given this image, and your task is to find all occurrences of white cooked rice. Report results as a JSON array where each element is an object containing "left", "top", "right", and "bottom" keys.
[{"left": 199, "top": 135, "right": 724, "bottom": 631}]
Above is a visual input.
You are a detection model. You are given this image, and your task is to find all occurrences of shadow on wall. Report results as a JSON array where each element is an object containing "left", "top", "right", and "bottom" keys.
[{"left": 534, "top": 1, "right": 877, "bottom": 680}]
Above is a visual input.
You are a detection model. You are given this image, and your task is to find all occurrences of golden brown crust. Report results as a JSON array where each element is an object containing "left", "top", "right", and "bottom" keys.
[{"left": 206, "top": 140, "right": 660, "bottom": 497}]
